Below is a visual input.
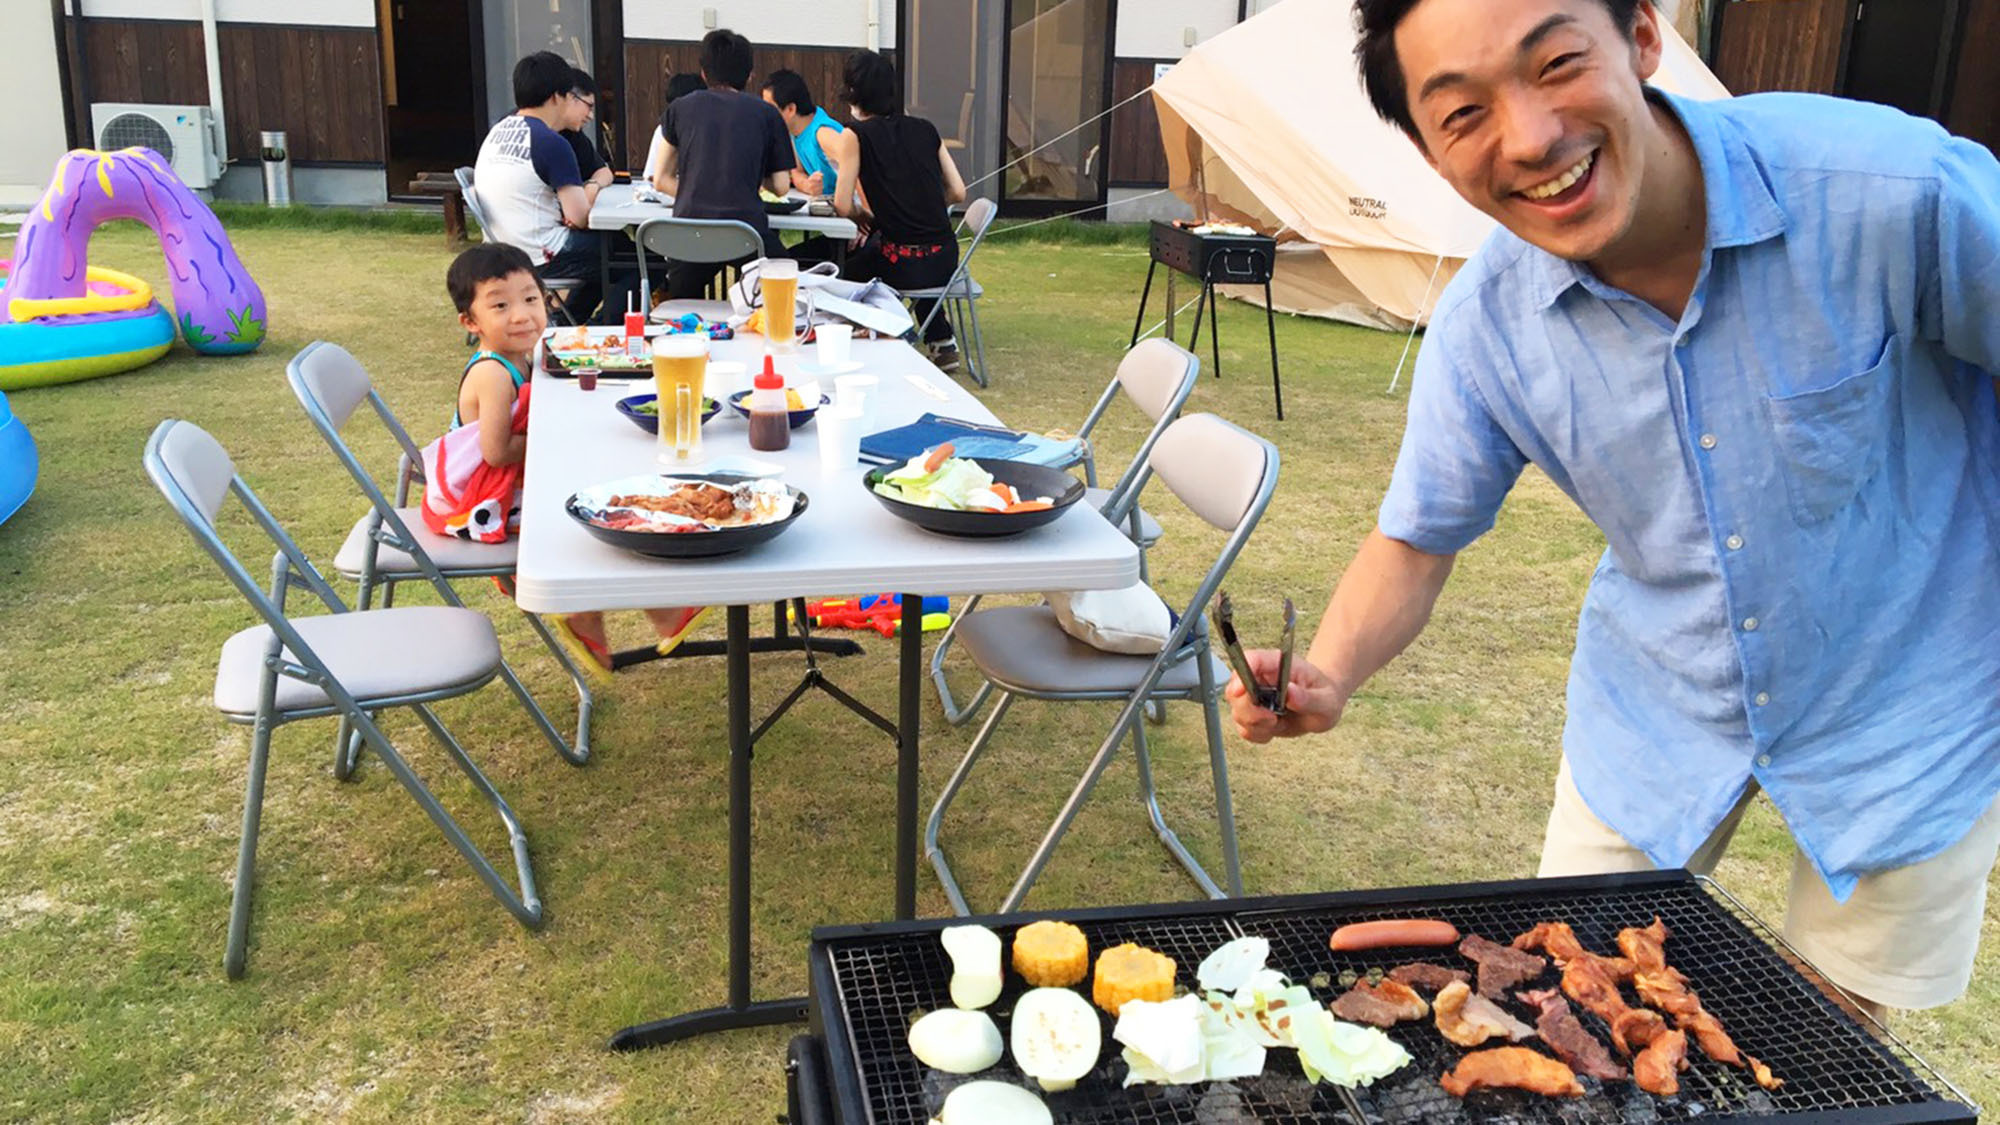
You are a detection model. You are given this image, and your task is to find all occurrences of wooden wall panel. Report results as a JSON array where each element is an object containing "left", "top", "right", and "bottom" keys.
[
  {"left": 1946, "top": 0, "right": 2000, "bottom": 152},
  {"left": 622, "top": 41, "right": 892, "bottom": 172},
  {"left": 1712, "top": 0, "right": 1848, "bottom": 94},
  {"left": 1107, "top": 57, "right": 1168, "bottom": 186},
  {"left": 66, "top": 17, "right": 383, "bottom": 165}
]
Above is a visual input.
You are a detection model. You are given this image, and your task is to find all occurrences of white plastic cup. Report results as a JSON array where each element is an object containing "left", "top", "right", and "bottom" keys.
[
  {"left": 815, "top": 322, "right": 853, "bottom": 368},
  {"left": 834, "top": 373, "right": 878, "bottom": 430},
  {"left": 705, "top": 361, "right": 748, "bottom": 402},
  {"left": 817, "top": 404, "right": 864, "bottom": 473}
]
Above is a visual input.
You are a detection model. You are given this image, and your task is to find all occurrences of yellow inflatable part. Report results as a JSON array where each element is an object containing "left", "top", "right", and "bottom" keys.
[{"left": 7, "top": 265, "right": 154, "bottom": 322}]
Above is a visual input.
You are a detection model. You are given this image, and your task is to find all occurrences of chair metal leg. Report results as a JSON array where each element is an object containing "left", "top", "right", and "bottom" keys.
[
  {"left": 1196, "top": 645, "right": 1245, "bottom": 896},
  {"left": 961, "top": 295, "right": 990, "bottom": 388},
  {"left": 925, "top": 691, "right": 1016, "bottom": 916},
  {"left": 520, "top": 611, "right": 595, "bottom": 765},
  {"left": 1130, "top": 715, "right": 1224, "bottom": 900},
  {"left": 928, "top": 594, "right": 994, "bottom": 727},
  {"left": 334, "top": 567, "right": 385, "bottom": 779},
  {"left": 387, "top": 704, "right": 543, "bottom": 928},
  {"left": 491, "top": 656, "right": 586, "bottom": 766},
  {"left": 224, "top": 711, "right": 276, "bottom": 979}
]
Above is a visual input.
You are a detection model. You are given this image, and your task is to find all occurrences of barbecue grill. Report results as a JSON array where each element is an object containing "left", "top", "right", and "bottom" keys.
[
  {"left": 1131, "top": 220, "right": 1285, "bottom": 420},
  {"left": 788, "top": 871, "right": 1977, "bottom": 1125}
]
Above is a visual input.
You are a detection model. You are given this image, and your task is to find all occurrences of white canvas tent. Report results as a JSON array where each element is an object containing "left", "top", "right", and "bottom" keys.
[{"left": 1150, "top": 0, "right": 1731, "bottom": 330}]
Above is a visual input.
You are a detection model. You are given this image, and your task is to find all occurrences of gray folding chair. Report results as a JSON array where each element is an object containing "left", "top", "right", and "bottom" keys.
[
  {"left": 286, "top": 341, "right": 595, "bottom": 776},
  {"left": 634, "top": 216, "right": 763, "bottom": 320},
  {"left": 143, "top": 420, "right": 543, "bottom": 979},
  {"left": 456, "top": 166, "right": 583, "bottom": 327},
  {"left": 926, "top": 413, "right": 1280, "bottom": 914},
  {"left": 905, "top": 198, "right": 998, "bottom": 387},
  {"left": 930, "top": 338, "right": 1200, "bottom": 726}
]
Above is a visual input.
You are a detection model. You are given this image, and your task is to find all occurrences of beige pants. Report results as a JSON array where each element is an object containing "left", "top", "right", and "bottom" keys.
[{"left": 1538, "top": 757, "right": 2000, "bottom": 1010}]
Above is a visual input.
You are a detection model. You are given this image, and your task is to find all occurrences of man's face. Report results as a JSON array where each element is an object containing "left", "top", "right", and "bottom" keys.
[
  {"left": 565, "top": 91, "right": 594, "bottom": 131},
  {"left": 1396, "top": 0, "right": 1664, "bottom": 263},
  {"left": 761, "top": 89, "right": 800, "bottom": 126}
]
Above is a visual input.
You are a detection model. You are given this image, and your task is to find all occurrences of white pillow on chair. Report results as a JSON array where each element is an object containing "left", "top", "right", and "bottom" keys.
[{"left": 1046, "top": 582, "right": 1173, "bottom": 655}]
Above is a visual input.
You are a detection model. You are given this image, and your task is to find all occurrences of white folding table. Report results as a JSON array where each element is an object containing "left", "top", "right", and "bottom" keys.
[
  {"left": 586, "top": 183, "right": 860, "bottom": 302},
  {"left": 514, "top": 335, "right": 1138, "bottom": 1048}
]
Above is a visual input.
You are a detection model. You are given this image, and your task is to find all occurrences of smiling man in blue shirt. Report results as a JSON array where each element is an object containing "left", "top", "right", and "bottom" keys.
[{"left": 1227, "top": 0, "right": 2000, "bottom": 1018}]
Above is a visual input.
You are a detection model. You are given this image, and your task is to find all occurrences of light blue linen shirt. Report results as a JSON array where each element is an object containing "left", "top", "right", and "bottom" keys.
[{"left": 1378, "top": 91, "right": 2000, "bottom": 900}]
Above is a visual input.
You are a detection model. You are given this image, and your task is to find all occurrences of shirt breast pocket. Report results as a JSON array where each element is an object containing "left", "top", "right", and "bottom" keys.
[{"left": 1763, "top": 337, "right": 1896, "bottom": 525}]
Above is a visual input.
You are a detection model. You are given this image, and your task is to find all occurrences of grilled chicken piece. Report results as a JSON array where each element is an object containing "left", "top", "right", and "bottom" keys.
[
  {"left": 1633, "top": 1028, "right": 1689, "bottom": 1096},
  {"left": 1434, "top": 979, "right": 1536, "bottom": 1047},
  {"left": 1515, "top": 921, "right": 1635, "bottom": 979},
  {"left": 1440, "top": 1047, "right": 1584, "bottom": 1098},
  {"left": 1388, "top": 961, "right": 1472, "bottom": 993},
  {"left": 1460, "top": 934, "right": 1548, "bottom": 999},
  {"left": 1330, "top": 978, "right": 1429, "bottom": 1027},
  {"left": 1611, "top": 1007, "right": 1670, "bottom": 1056},
  {"left": 1618, "top": 917, "right": 1783, "bottom": 1090},
  {"left": 1514, "top": 921, "right": 1655, "bottom": 1054},
  {"left": 1518, "top": 989, "right": 1627, "bottom": 1081}
]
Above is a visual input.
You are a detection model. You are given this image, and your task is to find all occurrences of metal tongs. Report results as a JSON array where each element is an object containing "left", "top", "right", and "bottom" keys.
[{"left": 1213, "top": 592, "right": 1295, "bottom": 714}]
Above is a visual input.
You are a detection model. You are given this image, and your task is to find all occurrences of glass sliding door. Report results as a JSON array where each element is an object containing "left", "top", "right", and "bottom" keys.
[
  {"left": 481, "top": 0, "right": 593, "bottom": 128},
  {"left": 906, "top": 0, "right": 1006, "bottom": 194},
  {"left": 1001, "top": 0, "right": 1114, "bottom": 216}
]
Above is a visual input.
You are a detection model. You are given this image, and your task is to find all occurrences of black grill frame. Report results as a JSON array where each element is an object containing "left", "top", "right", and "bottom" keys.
[{"left": 802, "top": 871, "right": 1976, "bottom": 1125}]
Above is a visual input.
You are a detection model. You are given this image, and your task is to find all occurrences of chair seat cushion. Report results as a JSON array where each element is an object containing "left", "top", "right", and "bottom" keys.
[
  {"left": 1084, "top": 487, "right": 1163, "bottom": 546},
  {"left": 334, "top": 509, "right": 518, "bottom": 577},
  {"left": 214, "top": 606, "right": 501, "bottom": 716},
  {"left": 955, "top": 605, "right": 1223, "bottom": 696}
]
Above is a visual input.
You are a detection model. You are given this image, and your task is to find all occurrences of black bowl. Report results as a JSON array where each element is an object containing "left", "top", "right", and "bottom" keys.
[
  {"left": 565, "top": 476, "right": 809, "bottom": 559},
  {"left": 615, "top": 393, "right": 720, "bottom": 435},
  {"left": 863, "top": 458, "right": 1085, "bottom": 538},
  {"left": 761, "top": 196, "right": 808, "bottom": 215},
  {"left": 727, "top": 389, "right": 827, "bottom": 429}
]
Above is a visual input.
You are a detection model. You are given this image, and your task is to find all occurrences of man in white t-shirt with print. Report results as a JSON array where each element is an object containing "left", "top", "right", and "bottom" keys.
[{"left": 473, "top": 51, "right": 636, "bottom": 325}]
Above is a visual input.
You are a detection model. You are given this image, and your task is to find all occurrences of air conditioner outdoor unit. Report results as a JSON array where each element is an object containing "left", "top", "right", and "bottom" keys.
[{"left": 89, "top": 103, "right": 225, "bottom": 189}]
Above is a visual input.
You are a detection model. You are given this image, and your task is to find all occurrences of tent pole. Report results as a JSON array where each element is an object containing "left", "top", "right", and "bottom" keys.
[{"left": 1387, "top": 254, "right": 1448, "bottom": 394}]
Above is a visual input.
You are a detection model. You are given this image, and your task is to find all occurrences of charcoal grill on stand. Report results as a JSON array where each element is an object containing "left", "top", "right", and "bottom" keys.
[
  {"left": 1132, "top": 219, "right": 1285, "bottom": 419},
  {"left": 789, "top": 870, "right": 1976, "bottom": 1125}
]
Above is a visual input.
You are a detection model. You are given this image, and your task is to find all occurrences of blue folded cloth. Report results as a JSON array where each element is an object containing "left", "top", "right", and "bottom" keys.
[{"left": 860, "top": 414, "right": 1082, "bottom": 467}]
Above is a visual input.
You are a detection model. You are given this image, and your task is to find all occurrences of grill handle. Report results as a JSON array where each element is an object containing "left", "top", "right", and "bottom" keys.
[{"left": 784, "top": 1034, "right": 836, "bottom": 1125}]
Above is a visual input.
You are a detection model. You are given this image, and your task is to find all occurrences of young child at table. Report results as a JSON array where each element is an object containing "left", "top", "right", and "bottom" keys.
[{"left": 421, "top": 243, "right": 705, "bottom": 680}]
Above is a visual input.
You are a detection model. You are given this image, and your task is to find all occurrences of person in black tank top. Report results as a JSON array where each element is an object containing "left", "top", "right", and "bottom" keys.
[{"left": 827, "top": 50, "right": 970, "bottom": 365}]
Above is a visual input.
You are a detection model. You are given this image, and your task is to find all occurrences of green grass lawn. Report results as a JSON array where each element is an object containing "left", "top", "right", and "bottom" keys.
[{"left": 0, "top": 219, "right": 1991, "bottom": 1122}]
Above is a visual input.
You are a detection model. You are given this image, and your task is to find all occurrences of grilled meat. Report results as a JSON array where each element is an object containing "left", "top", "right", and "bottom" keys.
[
  {"left": 1330, "top": 978, "right": 1429, "bottom": 1027},
  {"left": 1440, "top": 1047, "right": 1584, "bottom": 1098},
  {"left": 1460, "top": 934, "right": 1548, "bottom": 999},
  {"left": 1518, "top": 989, "right": 1627, "bottom": 1081},
  {"left": 609, "top": 482, "right": 739, "bottom": 523},
  {"left": 1513, "top": 920, "right": 1655, "bottom": 1054},
  {"left": 1434, "top": 979, "right": 1536, "bottom": 1047},
  {"left": 1618, "top": 917, "right": 1783, "bottom": 1090},
  {"left": 1632, "top": 1028, "right": 1689, "bottom": 1096},
  {"left": 1388, "top": 961, "right": 1472, "bottom": 993},
  {"left": 1514, "top": 921, "right": 1636, "bottom": 979}
]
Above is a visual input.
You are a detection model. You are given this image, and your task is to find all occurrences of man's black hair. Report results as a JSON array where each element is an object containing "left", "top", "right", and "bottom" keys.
[
  {"left": 761, "top": 68, "right": 816, "bottom": 116},
  {"left": 665, "top": 72, "right": 704, "bottom": 104},
  {"left": 839, "top": 50, "right": 901, "bottom": 117},
  {"left": 447, "top": 242, "right": 537, "bottom": 314},
  {"left": 569, "top": 67, "right": 597, "bottom": 99},
  {"left": 699, "top": 29, "right": 755, "bottom": 90},
  {"left": 513, "top": 50, "right": 574, "bottom": 110},
  {"left": 1354, "top": 0, "right": 1641, "bottom": 140}
]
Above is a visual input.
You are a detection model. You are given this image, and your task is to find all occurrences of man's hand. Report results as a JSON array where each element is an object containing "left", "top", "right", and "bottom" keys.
[
  {"left": 803, "top": 171, "right": 825, "bottom": 197},
  {"left": 1225, "top": 651, "right": 1345, "bottom": 743}
]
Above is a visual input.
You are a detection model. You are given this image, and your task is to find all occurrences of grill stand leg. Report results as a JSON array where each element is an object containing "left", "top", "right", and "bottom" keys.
[
  {"left": 1264, "top": 278, "right": 1283, "bottom": 420},
  {"left": 1129, "top": 260, "right": 1158, "bottom": 348},
  {"left": 608, "top": 599, "right": 921, "bottom": 1051}
]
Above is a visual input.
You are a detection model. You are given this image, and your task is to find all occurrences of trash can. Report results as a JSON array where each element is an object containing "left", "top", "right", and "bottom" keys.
[{"left": 259, "top": 130, "right": 292, "bottom": 207}]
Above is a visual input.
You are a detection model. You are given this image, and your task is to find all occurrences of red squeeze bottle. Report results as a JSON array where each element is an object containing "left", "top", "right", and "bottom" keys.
[{"left": 747, "top": 355, "right": 792, "bottom": 452}]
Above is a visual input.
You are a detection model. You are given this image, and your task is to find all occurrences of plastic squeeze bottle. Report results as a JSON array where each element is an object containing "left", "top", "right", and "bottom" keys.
[{"left": 747, "top": 354, "right": 792, "bottom": 452}]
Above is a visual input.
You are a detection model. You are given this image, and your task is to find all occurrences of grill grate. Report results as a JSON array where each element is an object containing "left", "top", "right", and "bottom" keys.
[{"left": 811, "top": 877, "right": 1972, "bottom": 1124}]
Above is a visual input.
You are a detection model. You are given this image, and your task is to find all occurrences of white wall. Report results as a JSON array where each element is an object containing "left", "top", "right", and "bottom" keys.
[
  {"left": 1113, "top": 0, "right": 1236, "bottom": 58},
  {"left": 73, "top": 0, "right": 374, "bottom": 25},
  {"left": 1, "top": 0, "right": 74, "bottom": 204},
  {"left": 623, "top": 0, "right": 894, "bottom": 49}
]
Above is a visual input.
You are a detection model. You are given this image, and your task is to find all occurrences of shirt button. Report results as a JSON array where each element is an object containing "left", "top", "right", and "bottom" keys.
[
  {"left": 1724, "top": 534, "right": 1744, "bottom": 550},
  {"left": 1742, "top": 616, "right": 1760, "bottom": 631},
  {"left": 1756, "top": 754, "right": 1772, "bottom": 768},
  {"left": 1754, "top": 692, "right": 1771, "bottom": 706},
  {"left": 1699, "top": 433, "right": 1718, "bottom": 450}
]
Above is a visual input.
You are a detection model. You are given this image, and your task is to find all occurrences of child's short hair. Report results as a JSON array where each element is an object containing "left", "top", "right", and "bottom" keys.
[{"left": 447, "top": 243, "right": 537, "bottom": 314}]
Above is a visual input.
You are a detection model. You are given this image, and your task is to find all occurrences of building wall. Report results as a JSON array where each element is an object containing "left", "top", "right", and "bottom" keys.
[
  {"left": 1112, "top": 0, "right": 1235, "bottom": 58},
  {"left": 1, "top": 0, "right": 75, "bottom": 205},
  {"left": 73, "top": 0, "right": 374, "bottom": 25},
  {"left": 622, "top": 0, "right": 895, "bottom": 49}
]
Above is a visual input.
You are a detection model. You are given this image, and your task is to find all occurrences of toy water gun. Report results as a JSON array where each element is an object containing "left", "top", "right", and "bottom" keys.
[{"left": 799, "top": 595, "right": 950, "bottom": 637}]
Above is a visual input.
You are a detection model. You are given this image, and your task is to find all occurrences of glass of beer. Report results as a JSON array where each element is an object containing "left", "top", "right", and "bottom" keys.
[
  {"left": 760, "top": 258, "right": 801, "bottom": 354},
  {"left": 651, "top": 334, "right": 709, "bottom": 465}
]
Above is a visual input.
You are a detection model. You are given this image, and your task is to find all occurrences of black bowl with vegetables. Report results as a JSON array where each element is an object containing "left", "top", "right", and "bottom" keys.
[{"left": 863, "top": 457, "right": 1086, "bottom": 538}]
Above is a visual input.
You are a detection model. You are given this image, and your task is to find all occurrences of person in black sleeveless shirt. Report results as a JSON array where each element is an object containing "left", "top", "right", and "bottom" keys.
[{"left": 827, "top": 50, "right": 969, "bottom": 370}]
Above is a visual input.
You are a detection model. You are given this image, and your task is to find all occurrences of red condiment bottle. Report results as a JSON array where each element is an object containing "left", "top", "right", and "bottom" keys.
[{"left": 747, "top": 354, "right": 792, "bottom": 452}]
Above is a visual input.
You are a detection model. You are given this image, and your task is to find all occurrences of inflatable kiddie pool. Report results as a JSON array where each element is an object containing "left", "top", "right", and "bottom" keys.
[
  {"left": 1, "top": 146, "right": 264, "bottom": 391},
  {"left": 0, "top": 389, "right": 36, "bottom": 526}
]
